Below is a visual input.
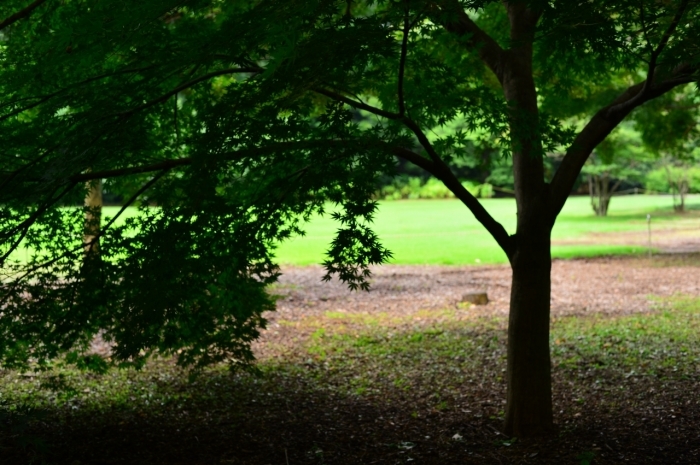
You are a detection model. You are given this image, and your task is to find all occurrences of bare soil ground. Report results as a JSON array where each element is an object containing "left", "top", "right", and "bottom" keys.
[{"left": 257, "top": 254, "right": 700, "bottom": 356}]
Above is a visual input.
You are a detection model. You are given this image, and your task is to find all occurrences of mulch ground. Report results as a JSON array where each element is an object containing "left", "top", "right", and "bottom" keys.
[{"left": 2, "top": 254, "right": 700, "bottom": 465}]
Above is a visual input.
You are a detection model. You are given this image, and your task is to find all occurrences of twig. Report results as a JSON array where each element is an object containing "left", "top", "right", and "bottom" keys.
[
  {"left": 397, "top": 1, "right": 410, "bottom": 116},
  {"left": 609, "top": 0, "right": 690, "bottom": 115}
]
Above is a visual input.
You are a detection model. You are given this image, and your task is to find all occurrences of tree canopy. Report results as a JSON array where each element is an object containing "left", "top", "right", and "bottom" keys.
[{"left": 1, "top": 0, "right": 699, "bottom": 436}]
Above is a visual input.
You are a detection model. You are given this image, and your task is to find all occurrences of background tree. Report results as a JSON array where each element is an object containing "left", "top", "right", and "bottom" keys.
[
  {"left": 636, "top": 88, "right": 700, "bottom": 211},
  {"left": 582, "top": 125, "right": 650, "bottom": 216},
  {"left": 1, "top": 0, "right": 700, "bottom": 438},
  {"left": 645, "top": 154, "right": 700, "bottom": 211}
]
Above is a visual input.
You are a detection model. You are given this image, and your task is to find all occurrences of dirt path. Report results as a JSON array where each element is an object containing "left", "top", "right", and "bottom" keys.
[{"left": 257, "top": 255, "right": 700, "bottom": 355}]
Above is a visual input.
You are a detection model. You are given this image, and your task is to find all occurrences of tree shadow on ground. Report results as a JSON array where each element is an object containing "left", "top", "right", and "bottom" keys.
[{"left": 2, "top": 308, "right": 700, "bottom": 464}]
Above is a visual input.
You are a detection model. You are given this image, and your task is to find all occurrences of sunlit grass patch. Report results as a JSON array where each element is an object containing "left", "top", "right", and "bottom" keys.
[{"left": 276, "top": 195, "right": 700, "bottom": 265}]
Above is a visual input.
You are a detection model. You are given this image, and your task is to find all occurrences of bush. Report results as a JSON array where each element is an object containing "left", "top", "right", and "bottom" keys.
[{"left": 377, "top": 177, "right": 493, "bottom": 200}]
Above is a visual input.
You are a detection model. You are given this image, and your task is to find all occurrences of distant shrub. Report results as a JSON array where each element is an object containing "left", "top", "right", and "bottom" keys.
[
  {"left": 419, "top": 178, "right": 453, "bottom": 199},
  {"left": 644, "top": 166, "right": 700, "bottom": 193},
  {"left": 644, "top": 164, "right": 700, "bottom": 211},
  {"left": 377, "top": 177, "right": 493, "bottom": 200}
]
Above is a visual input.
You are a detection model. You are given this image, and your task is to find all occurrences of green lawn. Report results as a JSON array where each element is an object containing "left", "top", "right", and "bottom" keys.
[
  {"left": 13, "top": 195, "right": 698, "bottom": 266},
  {"left": 274, "top": 194, "right": 700, "bottom": 265}
]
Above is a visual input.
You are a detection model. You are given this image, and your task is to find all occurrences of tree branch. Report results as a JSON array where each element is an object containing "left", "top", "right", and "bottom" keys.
[
  {"left": 114, "top": 67, "right": 262, "bottom": 119},
  {"left": 549, "top": 68, "right": 695, "bottom": 219},
  {"left": 315, "top": 85, "right": 513, "bottom": 255},
  {"left": 398, "top": 1, "right": 410, "bottom": 116},
  {"left": 0, "top": 0, "right": 48, "bottom": 31},
  {"left": 70, "top": 158, "right": 191, "bottom": 183},
  {"left": 313, "top": 87, "right": 401, "bottom": 120},
  {"left": 0, "top": 171, "right": 169, "bottom": 305},
  {"left": 314, "top": 86, "right": 447, "bottom": 167},
  {"left": 432, "top": 0, "right": 506, "bottom": 84},
  {"left": 0, "top": 182, "right": 75, "bottom": 264},
  {"left": 83, "top": 170, "right": 168, "bottom": 255},
  {"left": 392, "top": 147, "right": 514, "bottom": 258},
  {"left": 69, "top": 139, "right": 376, "bottom": 183},
  {"left": 608, "top": 0, "right": 690, "bottom": 115}
]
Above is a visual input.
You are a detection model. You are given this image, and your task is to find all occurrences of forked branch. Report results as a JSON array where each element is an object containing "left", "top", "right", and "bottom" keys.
[
  {"left": 550, "top": 67, "right": 696, "bottom": 219},
  {"left": 432, "top": 0, "right": 506, "bottom": 84},
  {"left": 315, "top": 85, "right": 513, "bottom": 257}
]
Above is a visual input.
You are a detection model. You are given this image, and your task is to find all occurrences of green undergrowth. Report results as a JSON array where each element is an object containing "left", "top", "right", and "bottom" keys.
[
  {"left": 1, "top": 296, "right": 698, "bottom": 416},
  {"left": 270, "top": 296, "right": 700, "bottom": 399},
  {"left": 551, "top": 296, "right": 700, "bottom": 378}
]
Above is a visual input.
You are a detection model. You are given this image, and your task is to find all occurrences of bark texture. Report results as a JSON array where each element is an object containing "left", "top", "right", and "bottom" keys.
[{"left": 504, "top": 227, "right": 554, "bottom": 437}]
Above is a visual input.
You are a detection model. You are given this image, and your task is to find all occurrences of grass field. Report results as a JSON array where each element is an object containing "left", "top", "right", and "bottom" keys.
[
  {"left": 17, "top": 195, "right": 698, "bottom": 266},
  {"left": 274, "top": 194, "right": 700, "bottom": 265}
]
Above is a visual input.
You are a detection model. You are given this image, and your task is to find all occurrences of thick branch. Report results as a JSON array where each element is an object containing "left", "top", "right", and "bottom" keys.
[
  {"left": 393, "top": 147, "right": 514, "bottom": 258},
  {"left": 70, "top": 158, "right": 191, "bottom": 183},
  {"left": 70, "top": 140, "right": 374, "bottom": 182},
  {"left": 315, "top": 87, "right": 448, "bottom": 168},
  {"left": 316, "top": 86, "right": 512, "bottom": 256},
  {"left": 0, "top": 0, "right": 48, "bottom": 31},
  {"left": 115, "top": 67, "right": 261, "bottom": 119},
  {"left": 549, "top": 71, "right": 695, "bottom": 219},
  {"left": 433, "top": 0, "right": 506, "bottom": 84}
]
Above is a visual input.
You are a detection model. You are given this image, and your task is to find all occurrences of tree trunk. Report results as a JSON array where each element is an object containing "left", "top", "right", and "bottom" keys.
[
  {"left": 600, "top": 173, "right": 609, "bottom": 216},
  {"left": 501, "top": 4, "right": 554, "bottom": 437},
  {"left": 83, "top": 179, "right": 102, "bottom": 257},
  {"left": 588, "top": 174, "right": 597, "bottom": 212},
  {"left": 681, "top": 181, "right": 687, "bottom": 212},
  {"left": 589, "top": 173, "right": 613, "bottom": 216},
  {"left": 676, "top": 180, "right": 687, "bottom": 212},
  {"left": 504, "top": 203, "right": 554, "bottom": 437}
]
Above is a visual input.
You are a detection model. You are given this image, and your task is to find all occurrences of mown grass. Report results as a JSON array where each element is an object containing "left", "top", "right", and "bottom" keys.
[
  {"left": 275, "top": 194, "right": 700, "bottom": 265},
  {"left": 0, "top": 296, "right": 700, "bottom": 464},
  {"left": 11, "top": 195, "right": 699, "bottom": 266}
]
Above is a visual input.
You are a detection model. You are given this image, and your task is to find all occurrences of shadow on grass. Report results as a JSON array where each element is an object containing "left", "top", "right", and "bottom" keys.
[{"left": 2, "top": 298, "right": 700, "bottom": 464}]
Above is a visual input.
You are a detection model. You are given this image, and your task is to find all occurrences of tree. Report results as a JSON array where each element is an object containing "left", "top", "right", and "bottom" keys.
[
  {"left": 1, "top": 0, "right": 699, "bottom": 438},
  {"left": 645, "top": 155, "right": 700, "bottom": 211},
  {"left": 636, "top": 87, "right": 700, "bottom": 211},
  {"left": 582, "top": 125, "right": 650, "bottom": 216}
]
